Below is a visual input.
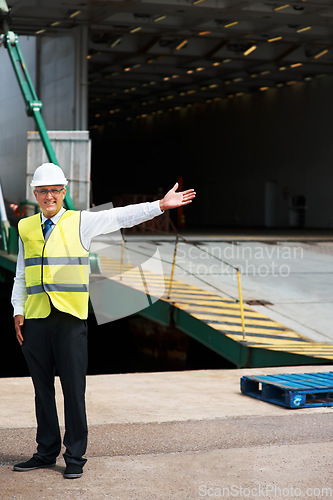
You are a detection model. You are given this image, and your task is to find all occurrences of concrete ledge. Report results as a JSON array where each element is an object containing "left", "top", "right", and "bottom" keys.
[
  {"left": 1, "top": 367, "right": 333, "bottom": 499},
  {"left": 1, "top": 366, "right": 332, "bottom": 430}
]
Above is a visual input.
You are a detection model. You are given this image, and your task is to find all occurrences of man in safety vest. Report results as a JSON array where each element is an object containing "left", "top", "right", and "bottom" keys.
[{"left": 11, "top": 162, "right": 195, "bottom": 479}]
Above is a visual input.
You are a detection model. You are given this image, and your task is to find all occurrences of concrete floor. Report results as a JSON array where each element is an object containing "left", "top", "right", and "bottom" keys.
[
  {"left": 2, "top": 231, "right": 333, "bottom": 498},
  {"left": 1, "top": 366, "right": 333, "bottom": 499}
]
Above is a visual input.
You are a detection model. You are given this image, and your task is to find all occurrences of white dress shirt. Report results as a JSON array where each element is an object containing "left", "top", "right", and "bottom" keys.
[{"left": 11, "top": 200, "right": 163, "bottom": 316}]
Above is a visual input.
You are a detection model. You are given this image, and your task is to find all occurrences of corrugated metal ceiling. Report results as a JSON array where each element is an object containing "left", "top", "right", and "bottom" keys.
[{"left": 3, "top": 0, "right": 333, "bottom": 121}]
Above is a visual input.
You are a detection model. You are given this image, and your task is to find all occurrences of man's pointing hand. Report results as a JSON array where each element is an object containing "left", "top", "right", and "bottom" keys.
[{"left": 159, "top": 182, "right": 196, "bottom": 211}]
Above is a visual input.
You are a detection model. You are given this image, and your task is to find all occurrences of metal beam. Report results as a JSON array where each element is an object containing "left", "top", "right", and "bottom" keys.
[{"left": 137, "top": 291, "right": 330, "bottom": 368}]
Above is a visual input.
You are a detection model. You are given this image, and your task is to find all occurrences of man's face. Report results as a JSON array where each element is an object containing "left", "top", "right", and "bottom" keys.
[{"left": 33, "top": 185, "right": 67, "bottom": 218}]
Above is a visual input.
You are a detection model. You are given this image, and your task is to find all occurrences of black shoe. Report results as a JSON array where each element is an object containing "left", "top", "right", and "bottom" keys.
[
  {"left": 63, "top": 464, "right": 83, "bottom": 479},
  {"left": 13, "top": 457, "right": 56, "bottom": 471}
]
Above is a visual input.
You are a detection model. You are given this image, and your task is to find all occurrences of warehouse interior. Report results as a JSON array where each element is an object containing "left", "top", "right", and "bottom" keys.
[{"left": 0, "top": 0, "right": 333, "bottom": 230}]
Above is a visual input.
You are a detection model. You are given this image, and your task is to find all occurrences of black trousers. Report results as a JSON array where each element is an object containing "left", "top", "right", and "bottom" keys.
[{"left": 21, "top": 307, "right": 88, "bottom": 467}]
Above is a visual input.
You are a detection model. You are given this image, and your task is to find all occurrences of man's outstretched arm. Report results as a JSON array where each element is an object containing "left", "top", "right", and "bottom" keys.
[{"left": 80, "top": 182, "right": 196, "bottom": 247}]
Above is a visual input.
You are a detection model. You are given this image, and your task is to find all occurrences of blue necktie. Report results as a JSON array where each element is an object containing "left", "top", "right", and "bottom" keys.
[{"left": 43, "top": 218, "right": 53, "bottom": 238}]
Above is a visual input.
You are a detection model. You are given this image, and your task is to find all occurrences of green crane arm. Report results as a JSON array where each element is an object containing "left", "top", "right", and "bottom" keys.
[
  {"left": 0, "top": 4, "right": 101, "bottom": 274},
  {"left": 1, "top": 29, "right": 76, "bottom": 210}
]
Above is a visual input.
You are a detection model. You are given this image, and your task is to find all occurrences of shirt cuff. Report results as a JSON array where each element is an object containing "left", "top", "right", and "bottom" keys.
[
  {"left": 13, "top": 306, "right": 25, "bottom": 317},
  {"left": 152, "top": 199, "right": 164, "bottom": 214}
]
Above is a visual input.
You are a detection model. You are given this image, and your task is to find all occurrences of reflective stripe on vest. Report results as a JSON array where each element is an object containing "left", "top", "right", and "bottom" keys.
[
  {"left": 25, "top": 256, "right": 90, "bottom": 267},
  {"left": 26, "top": 283, "right": 89, "bottom": 295},
  {"left": 18, "top": 210, "right": 90, "bottom": 319}
]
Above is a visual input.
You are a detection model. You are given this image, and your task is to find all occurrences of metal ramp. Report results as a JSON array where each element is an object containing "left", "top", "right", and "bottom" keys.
[
  {"left": 99, "top": 255, "right": 333, "bottom": 368},
  {"left": 2, "top": 246, "right": 333, "bottom": 369}
]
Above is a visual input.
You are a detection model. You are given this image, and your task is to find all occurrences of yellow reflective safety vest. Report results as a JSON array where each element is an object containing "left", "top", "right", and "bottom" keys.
[{"left": 18, "top": 210, "right": 90, "bottom": 319}]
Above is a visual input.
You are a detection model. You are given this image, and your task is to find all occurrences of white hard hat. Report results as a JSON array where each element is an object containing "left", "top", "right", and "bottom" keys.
[{"left": 30, "top": 163, "right": 68, "bottom": 187}]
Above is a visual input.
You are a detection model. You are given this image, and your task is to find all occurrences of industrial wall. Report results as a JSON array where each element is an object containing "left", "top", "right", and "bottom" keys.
[
  {"left": 99, "top": 75, "right": 333, "bottom": 229},
  {"left": 0, "top": 30, "right": 83, "bottom": 206},
  {"left": 39, "top": 27, "right": 87, "bottom": 131},
  {"left": 0, "top": 36, "right": 36, "bottom": 204},
  {"left": 39, "top": 34, "right": 76, "bottom": 131},
  {"left": 181, "top": 76, "right": 333, "bottom": 229}
]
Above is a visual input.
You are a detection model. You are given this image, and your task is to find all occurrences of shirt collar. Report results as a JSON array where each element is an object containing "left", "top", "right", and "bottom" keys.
[{"left": 41, "top": 207, "right": 66, "bottom": 225}]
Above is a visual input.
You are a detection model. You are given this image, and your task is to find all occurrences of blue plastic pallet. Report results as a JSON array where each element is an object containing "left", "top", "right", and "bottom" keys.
[{"left": 240, "top": 372, "right": 333, "bottom": 409}]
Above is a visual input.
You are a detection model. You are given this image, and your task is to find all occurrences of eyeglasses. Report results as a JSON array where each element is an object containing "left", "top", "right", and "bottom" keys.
[{"left": 35, "top": 188, "right": 65, "bottom": 197}]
